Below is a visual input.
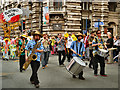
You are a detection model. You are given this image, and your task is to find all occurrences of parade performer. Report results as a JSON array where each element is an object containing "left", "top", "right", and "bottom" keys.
[
  {"left": 57, "top": 33, "right": 66, "bottom": 66},
  {"left": 9, "top": 38, "right": 16, "bottom": 59},
  {"left": 42, "top": 34, "right": 50, "bottom": 69},
  {"left": 88, "top": 31, "right": 95, "bottom": 68},
  {"left": 66, "top": 32, "right": 73, "bottom": 62},
  {"left": 83, "top": 32, "right": 89, "bottom": 60},
  {"left": 51, "top": 36, "right": 56, "bottom": 55},
  {"left": 2, "top": 38, "right": 10, "bottom": 61},
  {"left": 92, "top": 30, "right": 108, "bottom": 77},
  {"left": 71, "top": 33, "right": 77, "bottom": 41},
  {"left": 70, "top": 33, "right": 85, "bottom": 80},
  {"left": 25, "top": 31, "right": 44, "bottom": 88},
  {"left": 17, "top": 34, "right": 28, "bottom": 72}
]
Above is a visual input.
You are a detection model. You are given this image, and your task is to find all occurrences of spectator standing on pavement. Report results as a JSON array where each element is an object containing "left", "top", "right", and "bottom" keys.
[
  {"left": 57, "top": 33, "right": 66, "bottom": 66},
  {"left": 113, "top": 36, "right": 120, "bottom": 63},
  {"left": 106, "top": 32, "right": 113, "bottom": 48},
  {"left": 117, "top": 37, "right": 120, "bottom": 66}
]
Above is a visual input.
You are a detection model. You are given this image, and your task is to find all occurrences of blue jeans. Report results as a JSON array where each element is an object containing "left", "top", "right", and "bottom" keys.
[{"left": 42, "top": 51, "right": 50, "bottom": 67}]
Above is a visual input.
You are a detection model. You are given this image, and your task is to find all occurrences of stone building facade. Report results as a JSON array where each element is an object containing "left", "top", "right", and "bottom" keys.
[{"left": 0, "top": 0, "right": 119, "bottom": 37}]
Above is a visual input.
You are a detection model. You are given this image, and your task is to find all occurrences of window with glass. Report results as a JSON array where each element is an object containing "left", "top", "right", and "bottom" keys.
[
  {"left": 50, "top": 0, "right": 62, "bottom": 11},
  {"left": 108, "top": 2, "right": 117, "bottom": 12},
  {"left": 82, "top": 2, "right": 89, "bottom": 10}
]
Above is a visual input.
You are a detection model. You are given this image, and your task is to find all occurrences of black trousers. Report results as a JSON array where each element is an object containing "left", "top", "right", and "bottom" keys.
[
  {"left": 19, "top": 55, "right": 25, "bottom": 70},
  {"left": 79, "top": 71, "right": 83, "bottom": 77},
  {"left": 93, "top": 55, "right": 105, "bottom": 75},
  {"left": 66, "top": 48, "right": 73, "bottom": 62},
  {"left": 58, "top": 50, "right": 66, "bottom": 65},
  {"left": 89, "top": 49, "right": 93, "bottom": 67},
  {"left": 30, "top": 61, "right": 40, "bottom": 85},
  {"left": 73, "top": 71, "right": 83, "bottom": 78}
]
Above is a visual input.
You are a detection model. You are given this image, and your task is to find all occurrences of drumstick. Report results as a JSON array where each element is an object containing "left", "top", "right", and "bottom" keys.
[
  {"left": 72, "top": 49, "right": 82, "bottom": 57},
  {"left": 75, "top": 53, "right": 81, "bottom": 57},
  {"left": 78, "top": 54, "right": 81, "bottom": 57}
]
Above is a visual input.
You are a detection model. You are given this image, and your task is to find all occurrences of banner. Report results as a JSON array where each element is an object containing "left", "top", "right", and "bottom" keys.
[
  {"left": 43, "top": 7, "right": 49, "bottom": 24},
  {"left": 0, "top": 13, "right": 5, "bottom": 23},
  {"left": 8, "top": 15, "right": 20, "bottom": 23},
  {"left": 3, "top": 8, "right": 23, "bottom": 22}
]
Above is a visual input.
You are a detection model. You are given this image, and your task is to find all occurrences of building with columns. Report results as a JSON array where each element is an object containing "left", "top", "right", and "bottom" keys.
[{"left": 0, "top": 0, "right": 120, "bottom": 37}]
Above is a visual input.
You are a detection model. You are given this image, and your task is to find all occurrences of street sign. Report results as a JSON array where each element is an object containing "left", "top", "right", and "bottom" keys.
[{"left": 94, "top": 22, "right": 104, "bottom": 27}]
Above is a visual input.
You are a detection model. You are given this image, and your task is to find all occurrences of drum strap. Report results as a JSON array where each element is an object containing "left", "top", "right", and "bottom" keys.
[
  {"left": 95, "top": 37, "right": 104, "bottom": 50},
  {"left": 76, "top": 41, "right": 82, "bottom": 54},
  {"left": 95, "top": 38, "right": 98, "bottom": 50}
]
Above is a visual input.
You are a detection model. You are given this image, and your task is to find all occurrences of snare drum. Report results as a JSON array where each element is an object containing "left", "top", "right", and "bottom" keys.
[
  {"left": 97, "top": 49, "right": 109, "bottom": 58},
  {"left": 66, "top": 57, "right": 86, "bottom": 76}
]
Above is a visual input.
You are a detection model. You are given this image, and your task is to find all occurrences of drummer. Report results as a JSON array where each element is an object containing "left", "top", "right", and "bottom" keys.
[
  {"left": 92, "top": 30, "right": 108, "bottom": 77},
  {"left": 70, "top": 32, "right": 85, "bottom": 80}
]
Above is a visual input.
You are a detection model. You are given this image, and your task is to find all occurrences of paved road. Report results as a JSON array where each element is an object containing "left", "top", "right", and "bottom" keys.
[{"left": 0, "top": 54, "right": 119, "bottom": 88}]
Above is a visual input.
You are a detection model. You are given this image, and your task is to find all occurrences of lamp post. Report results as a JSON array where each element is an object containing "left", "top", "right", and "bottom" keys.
[
  {"left": 86, "top": 17, "right": 87, "bottom": 33},
  {"left": 98, "top": 19, "right": 100, "bottom": 30}
]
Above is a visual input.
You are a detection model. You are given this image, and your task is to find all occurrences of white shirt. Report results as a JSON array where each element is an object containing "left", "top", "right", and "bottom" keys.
[
  {"left": 114, "top": 40, "right": 120, "bottom": 46},
  {"left": 81, "top": 39, "right": 84, "bottom": 43},
  {"left": 66, "top": 36, "right": 73, "bottom": 48}
]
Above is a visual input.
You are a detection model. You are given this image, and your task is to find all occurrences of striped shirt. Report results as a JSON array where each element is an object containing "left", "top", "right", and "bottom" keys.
[{"left": 92, "top": 37, "right": 104, "bottom": 55}]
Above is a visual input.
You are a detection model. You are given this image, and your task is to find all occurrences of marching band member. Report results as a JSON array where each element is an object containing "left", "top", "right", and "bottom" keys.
[
  {"left": 70, "top": 33, "right": 85, "bottom": 80},
  {"left": 92, "top": 30, "right": 108, "bottom": 77},
  {"left": 57, "top": 33, "right": 66, "bottom": 66},
  {"left": 25, "top": 31, "right": 44, "bottom": 88},
  {"left": 66, "top": 32, "right": 73, "bottom": 62},
  {"left": 17, "top": 34, "right": 28, "bottom": 72},
  {"left": 88, "top": 31, "right": 95, "bottom": 68},
  {"left": 71, "top": 32, "right": 77, "bottom": 41},
  {"left": 50, "top": 36, "right": 56, "bottom": 55},
  {"left": 42, "top": 34, "right": 50, "bottom": 69},
  {"left": 83, "top": 32, "right": 89, "bottom": 60}
]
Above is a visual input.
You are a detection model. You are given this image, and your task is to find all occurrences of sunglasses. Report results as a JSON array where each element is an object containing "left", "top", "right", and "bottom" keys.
[{"left": 97, "top": 32, "right": 101, "bottom": 34}]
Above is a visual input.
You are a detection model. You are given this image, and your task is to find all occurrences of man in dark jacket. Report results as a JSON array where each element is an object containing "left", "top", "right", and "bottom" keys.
[{"left": 106, "top": 32, "right": 113, "bottom": 48}]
